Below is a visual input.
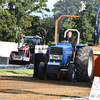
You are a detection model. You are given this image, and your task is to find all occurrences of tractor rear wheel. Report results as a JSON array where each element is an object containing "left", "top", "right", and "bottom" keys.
[
  {"left": 75, "top": 46, "right": 94, "bottom": 82},
  {"left": 38, "top": 62, "right": 46, "bottom": 80}
]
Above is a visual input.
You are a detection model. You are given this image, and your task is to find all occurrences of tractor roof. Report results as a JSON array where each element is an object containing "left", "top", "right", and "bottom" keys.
[{"left": 21, "top": 35, "right": 42, "bottom": 39}]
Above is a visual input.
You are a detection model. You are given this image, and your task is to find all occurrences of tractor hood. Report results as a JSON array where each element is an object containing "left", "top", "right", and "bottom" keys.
[
  {"left": 19, "top": 46, "right": 29, "bottom": 56},
  {"left": 50, "top": 42, "right": 72, "bottom": 49},
  {"left": 19, "top": 46, "right": 29, "bottom": 50},
  {"left": 49, "top": 42, "right": 72, "bottom": 64}
]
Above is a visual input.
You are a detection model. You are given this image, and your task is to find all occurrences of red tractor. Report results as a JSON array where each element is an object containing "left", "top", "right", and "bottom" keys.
[
  {"left": 9, "top": 35, "right": 48, "bottom": 77},
  {"left": 9, "top": 35, "right": 43, "bottom": 65}
]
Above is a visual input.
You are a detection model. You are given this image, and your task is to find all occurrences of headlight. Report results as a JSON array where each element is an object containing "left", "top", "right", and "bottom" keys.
[
  {"left": 50, "top": 55, "right": 54, "bottom": 59},
  {"left": 35, "top": 47, "right": 38, "bottom": 50},
  {"left": 59, "top": 56, "right": 62, "bottom": 59},
  {"left": 50, "top": 55, "right": 62, "bottom": 60}
]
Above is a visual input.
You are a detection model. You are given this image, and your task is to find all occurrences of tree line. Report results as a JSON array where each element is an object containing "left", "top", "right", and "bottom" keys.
[{"left": 0, "top": 0, "right": 100, "bottom": 45}]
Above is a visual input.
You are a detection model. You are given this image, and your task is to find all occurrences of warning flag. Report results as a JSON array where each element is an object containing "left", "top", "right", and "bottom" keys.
[{"left": 94, "top": 1, "right": 100, "bottom": 44}]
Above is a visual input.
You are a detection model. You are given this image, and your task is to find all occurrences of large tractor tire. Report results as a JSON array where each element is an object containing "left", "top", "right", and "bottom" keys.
[
  {"left": 75, "top": 46, "right": 94, "bottom": 82},
  {"left": 33, "top": 54, "right": 45, "bottom": 77},
  {"left": 38, "top": 62, "right": 46, "bottom": 80},
  {"left": 34, "top": 49, "right": 49, "bottom": 77}
]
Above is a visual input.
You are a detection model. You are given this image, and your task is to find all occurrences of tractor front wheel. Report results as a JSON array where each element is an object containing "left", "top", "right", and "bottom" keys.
[{"left": 68, "top": 64, "right": 75, "bottom": 82}]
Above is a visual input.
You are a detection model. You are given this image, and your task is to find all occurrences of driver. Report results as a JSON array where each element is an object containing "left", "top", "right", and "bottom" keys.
[{"left": 64, "top": 31, "right": 75, "bottom": 60}]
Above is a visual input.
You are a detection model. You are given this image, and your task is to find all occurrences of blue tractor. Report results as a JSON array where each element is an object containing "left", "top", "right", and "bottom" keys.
[{"left": 38, "top": 29, "right": 94, "bottom": 82}]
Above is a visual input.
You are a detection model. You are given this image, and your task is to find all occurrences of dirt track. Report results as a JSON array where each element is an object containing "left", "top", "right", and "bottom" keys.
[{"left": 0, "top": 74, "right": 92, "bottom": 100}]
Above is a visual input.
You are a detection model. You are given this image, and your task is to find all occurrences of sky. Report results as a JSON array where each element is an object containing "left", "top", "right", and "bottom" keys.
[
  {"left": 31, "top": 0, "right": 59, "bottom": 18},
  {"left": 46, "top": 0, "right": 59, "bottom": 10},
  {"left": 2, "top": 0, "right": 59, "bottom": 18}
]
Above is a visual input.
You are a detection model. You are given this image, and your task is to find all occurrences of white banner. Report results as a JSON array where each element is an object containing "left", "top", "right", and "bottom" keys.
[
  {"left": 35, "top": 45, "right": 48, "bottom": 54},
  {"left": 89, "top": 76, "right": 100, "bottom": 100}
]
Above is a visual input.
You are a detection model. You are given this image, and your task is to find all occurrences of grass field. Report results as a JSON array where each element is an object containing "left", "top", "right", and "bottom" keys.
[{"left": 0, "top": 69, "right": 33, "bottom": 74}]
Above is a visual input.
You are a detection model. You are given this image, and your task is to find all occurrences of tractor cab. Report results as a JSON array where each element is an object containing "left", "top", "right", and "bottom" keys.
[
  {"left": 22, "top": 35, "right": 43, "bottom": 46},
  {"left": 21, "top": 35, "right": 43, "bottom": 54},
  {"left": 49, "top": 29, "right": 81, "bottom": 64}
]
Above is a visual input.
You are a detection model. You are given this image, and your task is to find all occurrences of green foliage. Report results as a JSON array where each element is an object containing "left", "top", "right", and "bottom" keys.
[
  {"left": 0, "top": 0, "right": 48, "bottom": 42},
  {"left": 53, "top": 0, "right": 100, "bottom": 44},
  {"left": 26, "top": 16, "right": 40, "bottom": 36},
  {"left": 39, "top": 17, "right": 55, "bottom": 44},
  {"left": 63, "top": 17, "right": 76, "bottom": 29},
  {"left": 1, "top": 0, "right": 100, "bottom": 45},
  {"left": 48, "top": 41, "right": 53, "bottom": 46}
]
